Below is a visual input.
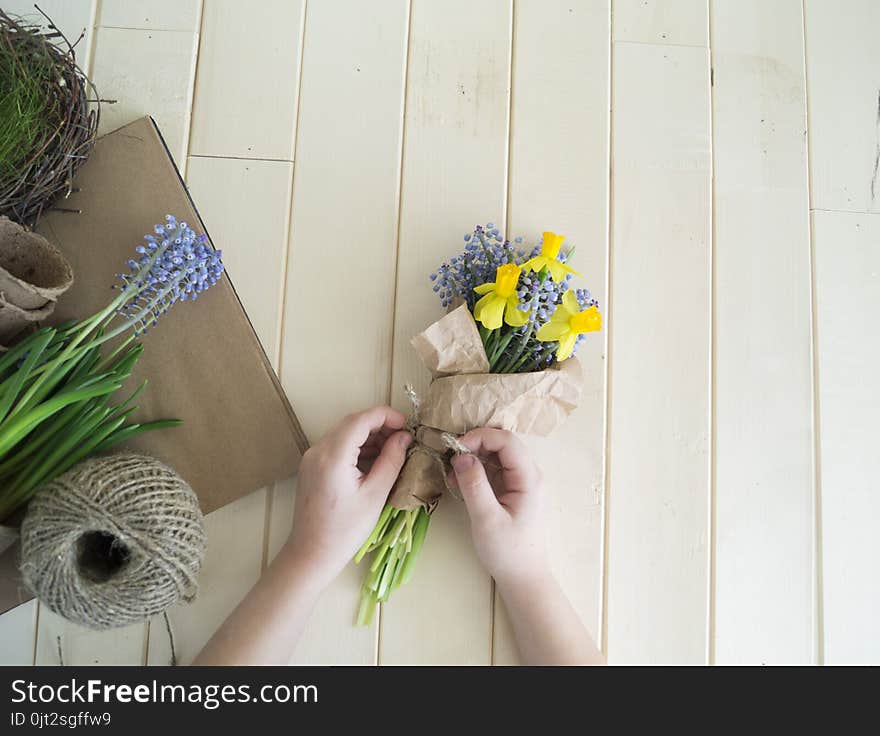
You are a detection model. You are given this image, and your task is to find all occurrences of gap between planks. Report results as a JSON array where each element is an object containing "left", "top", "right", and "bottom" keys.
[
  {"left": 706, "top": 0, "right": 717, "bottom": 667},
  {"left": 800, "top": 0, "right": 824, "bottom": 666},
  {"left": 261, "top": 0, "right": 308, "bottom": 580},
  {"left": 378, "top": 0, "right": 414, "bottom": 667}
]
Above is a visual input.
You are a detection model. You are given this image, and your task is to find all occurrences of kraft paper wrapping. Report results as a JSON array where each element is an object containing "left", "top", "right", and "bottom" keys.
[
  {"left": 387, "top": 304, "right": 583, "bottom": 511},
  {"left": 410, "top": 303, "right": 489, "bottom": 377}
]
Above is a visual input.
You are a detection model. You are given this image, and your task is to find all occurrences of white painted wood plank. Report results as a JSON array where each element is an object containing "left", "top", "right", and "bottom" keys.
[
  {"left": 183, "top": 155, "right": 293, "bottom": 648},
  {"left": 147, "top": 489, "right": 267, "bottom": 665},
  {"left": 266, "top": 476, "right": 297, "bottom": 564},
  {"left": 804, "top": 0, "right": 880, "bottom": 213},
  {"left": 276, "top": 0, "right": 410, "bottom": 664},
  {"left": 381, "top": 0, "right": 512, "bottom": 665},
  {"left": 189, "top": 0, "right": 305, "bottom": 160},
  {"left": 614, "top": 0, "right": 707, "bottom": 46},
  {"left": 280, "top": 0, "right": 408, "bottom": 441},
  {"left": 90, "top": 27, "right": 199, "bottom": 166},
  {"left": 35, "top": 612, "right": 146, "bottom": 665},
  {"left": 494, "top": 0, "right": 610, "bottom": 665},
  {"left": 186, "top": 156, "right": 293, "bottom": 367},
  {"left": 0, "top": 601, "right": 36, "bottom": 665},
  {"left": 3, "top": 0, "right": 96, "bottom": 76},
  {"left": 710, "top": 0, "right": 814, "bottom": 665},
  {"left": 606, "top": 41, "right": 711, "bottom": 663},
  {"left": 812, "top": 210, "right": 880, "bottom": 664},
  {"left": 98, "top": 0, "right": 201, "bottom": 31}
]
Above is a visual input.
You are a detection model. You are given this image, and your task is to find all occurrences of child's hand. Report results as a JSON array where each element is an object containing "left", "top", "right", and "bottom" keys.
[
  {"left": 286, "top": 406, "right": 413, "bottom": 584},
  {"left": 449, "top": 428, "right": 548, "bottom": 587}
]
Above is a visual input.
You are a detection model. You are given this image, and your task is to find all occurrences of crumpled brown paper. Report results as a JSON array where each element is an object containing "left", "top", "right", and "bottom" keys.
[{"left": 387, "top": 304, "right": 583, "bottom": 511}]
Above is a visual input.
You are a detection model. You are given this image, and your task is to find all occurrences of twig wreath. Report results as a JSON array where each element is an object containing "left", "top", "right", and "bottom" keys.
[{"left": 0, "top": 6, "right": 103, "bottom": 228}]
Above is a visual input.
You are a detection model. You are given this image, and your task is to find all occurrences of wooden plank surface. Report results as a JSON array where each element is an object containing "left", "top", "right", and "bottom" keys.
[
  {"left": 90, "top": 27, "right": 200, "bottom": 166},
  {"left": 1, "top": 0, "right": 878, "bottom": 667},
  {"left": 812, "top": 211, "right": 880, "bottom": 664},
  {"left": 276, "top": 0, "right": 410, "bottom": 664},
  {"left": 146, "top": 145, "right": 297, "bottom": 663},
  {"left": 606, "top": 40, "right": 711, "bottom": 663},
  {"left": 147, "top": 489, "right": 267, "bottom": 665},
  {"left": 493, "top": 0, "right": 610, "bottom": 664},
  {"left": 3, "top": 0, "right": 97, "bottom": 72},
  {"left": 804, "top": 0, "right": 880, "bottom": 213},
  {"left": 189, "top": 0, "right": 305, "bottom": 160},
  {"left": 0, "top": 601, "right": 36, "bottom": 665},
  {"left": 185, "top": 156, "right": 294, "bottom": 366},
  {"left": 380, "top": 0, "right": 512, "bottom": 665},
  {"left": 614, "top": 0, "right": 707, "bottom": 46},
  {"left": 710, "top": 0, "right": 815, "bottom": 664},
  {"left": 97, "top": 0, "right": 201, "bottom": 31},
  {"left": 805, "top": 0, "right": 880, "bottom": 665},
  {"left": 35, "top": 612, "right": 147, "bottom": 666}
]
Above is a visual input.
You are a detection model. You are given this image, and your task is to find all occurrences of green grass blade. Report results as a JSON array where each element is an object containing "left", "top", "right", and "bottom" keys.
[
  {"left": 18, "top": 408, "right": 131, "bottom": 496},
  {"left": 0, "top": 380, "right": 122, "bottom": 457},
  {"left": 95, "top": 334, "right": 138, "bottom": 372},
  {"left": 0, "top": 399, "right": 94, "bottom": 479},
  {"left": 9, "top": 402, "right": 114, "bottom": 495},
  {"left": 92, "top": 418, "right": 183, "bottom": 454},
  {"left": 0, "top": 329, "right": 54, "bottom": 424},
  {"left": 0, "top": 328, "right": 54, "bottom": 379},
  {"left": 3, "top": 339, "right": 100, "bottom": 422}
]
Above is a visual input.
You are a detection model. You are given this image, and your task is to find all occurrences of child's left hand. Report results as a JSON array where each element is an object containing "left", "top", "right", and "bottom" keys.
[{"left": 285, "top": 406, "right": 413, "bottom": 584}]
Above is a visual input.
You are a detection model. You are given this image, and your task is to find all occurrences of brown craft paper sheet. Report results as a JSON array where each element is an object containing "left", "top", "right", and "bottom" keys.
[
  {"left": 410, "top": 303, "right": 489, "bottom": 377},
  {"left": 387, "top": 305, "right": 583, "bottom": 511},
  {"left": 0, "top": 117, "right": 309, "bottom": 614}
]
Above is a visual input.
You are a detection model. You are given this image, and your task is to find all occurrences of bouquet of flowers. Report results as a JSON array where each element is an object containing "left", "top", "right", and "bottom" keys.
[
  {"left": 354, "top": 223, "right": 601, "bottom": 624},
  {"left": 0, "top": 215, "right": 223, "bottom": 523}
]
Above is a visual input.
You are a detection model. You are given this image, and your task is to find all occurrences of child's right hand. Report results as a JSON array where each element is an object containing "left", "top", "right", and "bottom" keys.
[{"left": 449, "top": 428, "right": 548, "bottom": 587}]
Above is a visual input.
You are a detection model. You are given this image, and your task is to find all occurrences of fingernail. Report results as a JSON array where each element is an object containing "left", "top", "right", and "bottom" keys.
[
  {"left": 451, "top": 453, "right": 474, "bottom": 471},
  {"left": 398, "top": 432, "right": 413, "bottom": 449}
]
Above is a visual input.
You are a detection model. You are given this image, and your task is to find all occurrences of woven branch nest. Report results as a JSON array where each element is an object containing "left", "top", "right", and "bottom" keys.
[{"left": 0, "top": 7, "right": 101, "bottom": 228}]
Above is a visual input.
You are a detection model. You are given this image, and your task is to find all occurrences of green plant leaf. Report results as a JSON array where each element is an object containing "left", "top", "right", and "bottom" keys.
[
  {"left": 0, "top": 399, "right": 93, "bottom": 480},
  {"left": 0, "top": 328, "right": 53, "bottom": 379},
  {"left": 92, "top": 418, "right": 183, "bottom": 454},
  {"left": 0, "top": 328, "right": 54, "bottom": 424},
  {"left": 0, "top": 379, "right": 122, "bottom": 457}
]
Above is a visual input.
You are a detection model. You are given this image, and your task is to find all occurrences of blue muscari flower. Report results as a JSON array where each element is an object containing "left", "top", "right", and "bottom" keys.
[
  {"left": 429, "top": 223, "right": 591, "bottom": 330},
  {"left": 115, "top": 215, "right": 224, "bottom": 337}
]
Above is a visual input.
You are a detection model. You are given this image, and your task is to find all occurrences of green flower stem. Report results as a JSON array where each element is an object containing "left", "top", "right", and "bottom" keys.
[
  {"left": 489, "top": 327, "right": 521, "bottom": 371},
  {"left": 356, "top": 505, "right": 431, "bottom": 626},
  {"left": 475, "top": 231, "right": 493, "bottom": 260},
  {"left": 509, "top": 349, "right": 538, "bottom": 374},
  {"left": 496, "top": 321, "right": 534, "bottom": 373}
]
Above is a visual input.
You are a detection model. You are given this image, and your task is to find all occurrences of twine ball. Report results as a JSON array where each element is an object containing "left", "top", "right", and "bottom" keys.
[{"left": 19, "top": 453, "right": 207, "bottom": 630}]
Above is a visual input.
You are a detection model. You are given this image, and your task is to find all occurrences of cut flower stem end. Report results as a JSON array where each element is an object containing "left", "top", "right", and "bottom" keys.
[{"left": 355, "top": 504, "right": 431, "bottom": 626}]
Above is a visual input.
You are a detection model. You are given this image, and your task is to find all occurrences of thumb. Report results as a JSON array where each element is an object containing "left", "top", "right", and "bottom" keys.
[
  {"left": 363, "top": 430, "right": 412, "bottom": 498},
  {"left": 451, "top": 454, "right": 498, "bottom": 522}
]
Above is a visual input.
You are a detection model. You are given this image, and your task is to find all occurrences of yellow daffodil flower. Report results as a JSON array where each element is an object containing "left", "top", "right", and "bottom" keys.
[
  {"left": 536, "top": 289, "right": 601, "bottom": 361},
  {"left": 523, "top": 231, "right": 582, "bottom": 281},
  {"left": 473, "top": 263, "right": 530, "bottom": 330}
]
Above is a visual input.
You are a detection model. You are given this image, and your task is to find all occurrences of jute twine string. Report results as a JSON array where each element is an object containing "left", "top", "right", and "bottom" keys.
[
  {"left": 20, "top": 453, "right": 207, "bottom": 632},
  {"left": 402, "top": 384, "right": 471, "bottom": 504}
]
